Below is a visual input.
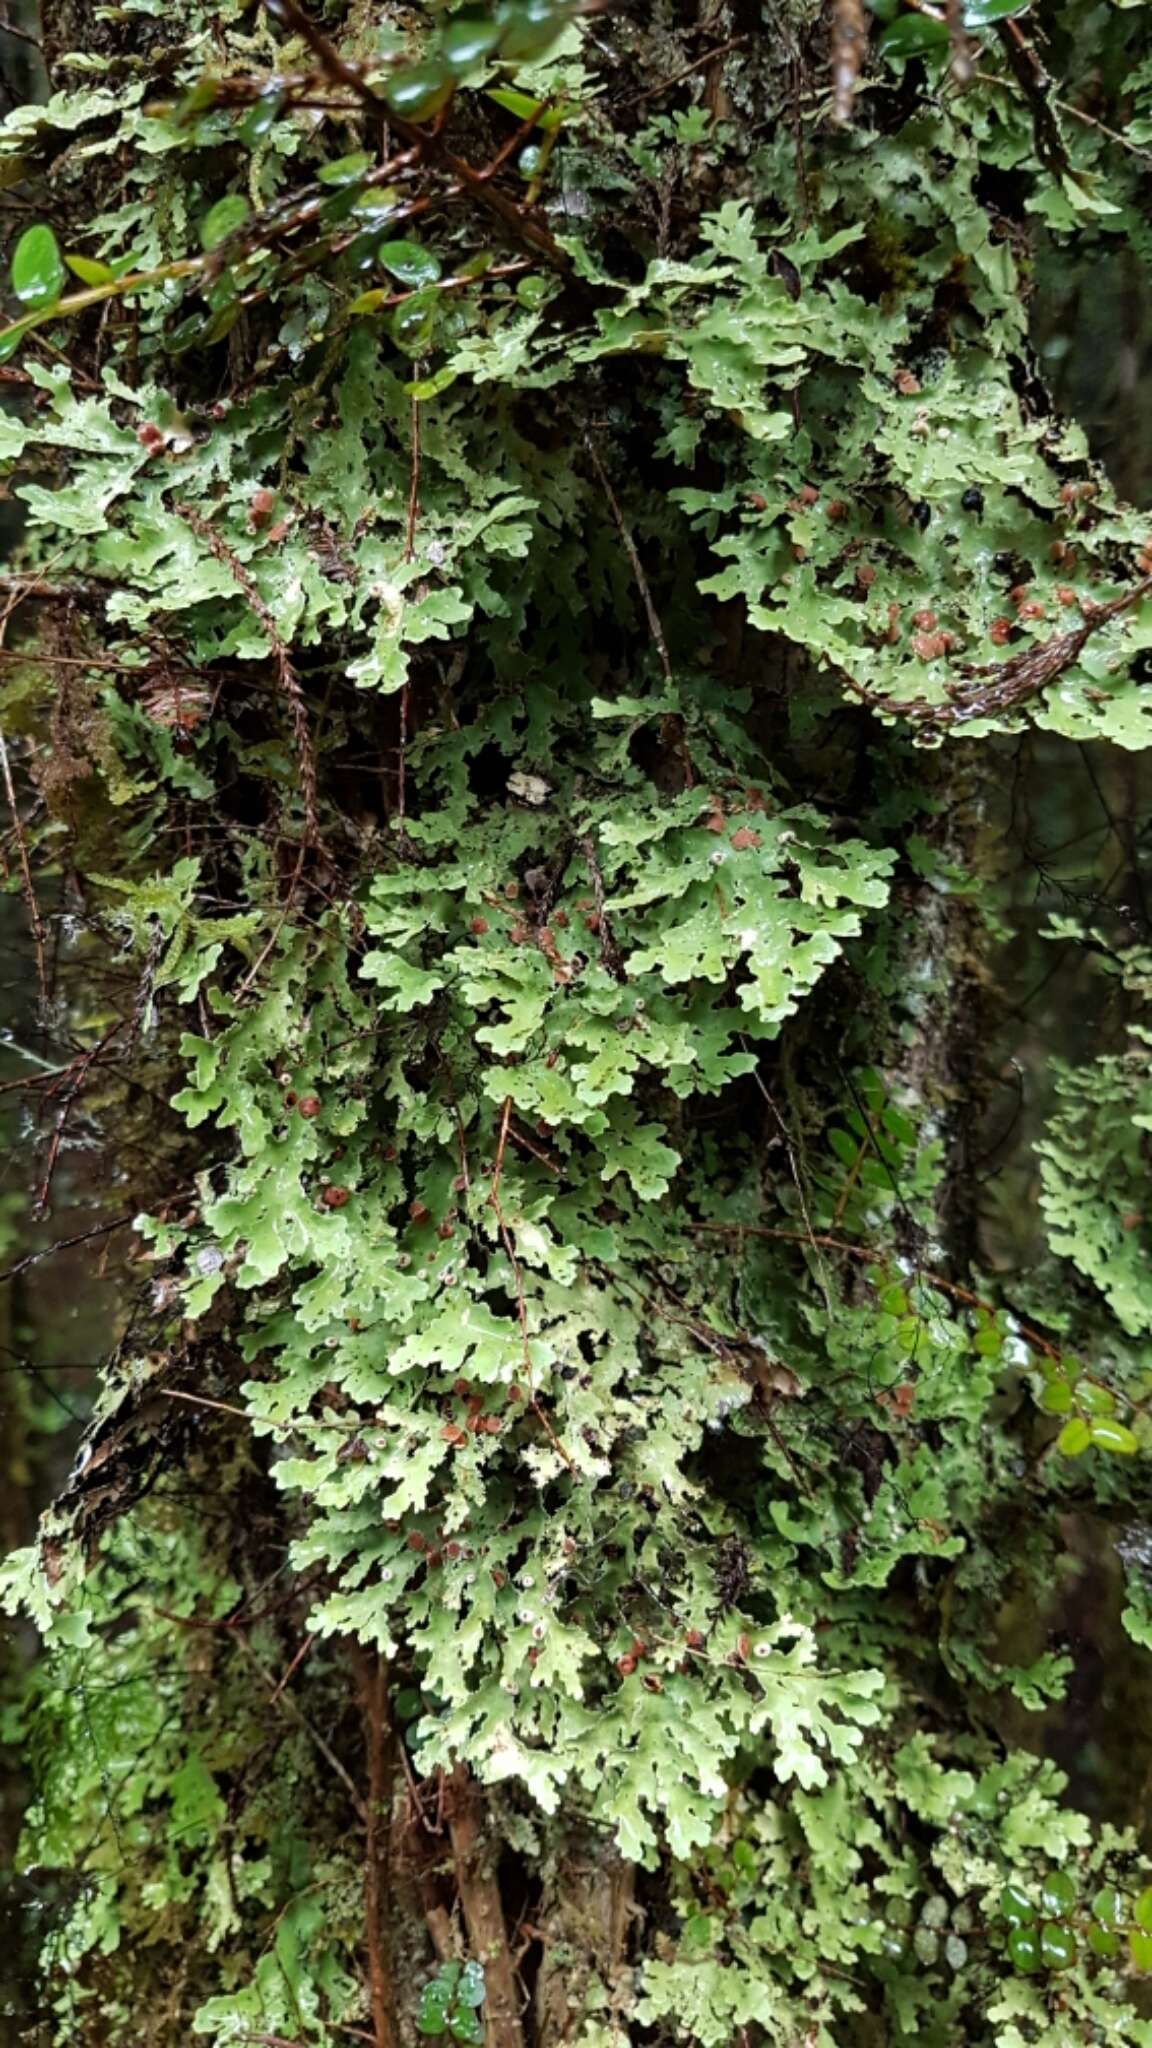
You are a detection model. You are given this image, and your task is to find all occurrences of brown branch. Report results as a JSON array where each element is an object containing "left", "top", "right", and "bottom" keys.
[
  {"left": 629, "top": 36, "right": 749, "bottom": 104},
  {"left": 446, "top": 1767, "right": 525, "bottom": 2048},
  {"left": 846, "top": 575, "right": 1152, "bottom": 731},
  {"left": 995, "top": 16, "right": 1069, "bottom": 180},
  {"left": 34, "top": 1023, "right": 124, "bottom": 1219},
  {"left": 0, "top": 1214, "right": 134, "bottom": 1285},
  {"left": 404, "top": 389, "right": 422, "bottom": 565},
  {"left": 174, "top": 503, "right": 320, "bottom": 843},
  {"left": 356, "top": 1650, "right": 398, "bottom": 2048},
  {"left": 944, "top": 0, "right": 972, "bottom": 84}
]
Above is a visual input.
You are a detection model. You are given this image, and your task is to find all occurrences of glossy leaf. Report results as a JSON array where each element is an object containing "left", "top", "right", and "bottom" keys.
[
  {"left": 378, "top": 241, "right": 443, "bottom": 287},
  {"left": 878, "top": 13, "right": 950, "bottom": 56},
  {"left": 1090, "top": 1419, "right": 1139, "bottom": 1454},
  {"left": 1038, "top": 1921, "right": 1077, "bottom": 1970},
  {"left": 384, "top": 60, "right": 455, "bottom": 121},
  {"left": 1040, "top": 1870, "right": 1076, "bottom": 1917},
  {"left": 11, "top": 224, "right": 66, "bottom": 308},
  {"left": 442, "top": 13, "right": 503, "bottom": 73}
]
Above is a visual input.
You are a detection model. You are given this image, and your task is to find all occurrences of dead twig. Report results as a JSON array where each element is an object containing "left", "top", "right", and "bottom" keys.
[
  {"left": 356, "top": 1650, "right": 399, "bottom": 2048},
  {"left": 0, "top": 1214, "right": 134, "bottom": 1286},
  {"left": 446, "top": 1766, "right": 525, "bottom": 2048}
]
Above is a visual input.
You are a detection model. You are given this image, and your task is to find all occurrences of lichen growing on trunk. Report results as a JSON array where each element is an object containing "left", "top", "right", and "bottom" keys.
[{"left": 3, "top": 2, "right": 1152, "bottom": 2045}]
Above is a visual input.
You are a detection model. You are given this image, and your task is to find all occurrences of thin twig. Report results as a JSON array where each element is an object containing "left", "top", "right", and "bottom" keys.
[
  {"left": 627, "top": 36, "right": 749, "bottom": 103},
  {"left": 686, "top": 1219, "right": 1062, "bottom": 1359},
  {"left": 174, "top": 503, "right": 320, "bottom": 843},
  {"left": 0, "top": 727, "right": 48, "bottom": 1011},
  {"left": 268, "top": 1632, "right": 316, "bottom": 1703},
  {"left": 0, "top": 1214, "right": 134, "bottom": 1285},
  {"left": 489, "top": 1098, "right": 574, "bottom": 1470},
  {"left": 234, "top": 1631, "right": 368, "bottom": 1823},
  {"left": 34, "top": 1023, "right": 124, "bottom": 1219},
  {"left": 582, "top": 430, "right": 673, "bottom": 685}
]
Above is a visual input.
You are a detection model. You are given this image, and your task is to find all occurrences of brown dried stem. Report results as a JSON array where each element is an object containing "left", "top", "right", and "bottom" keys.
[
  {"left": 446, "top": 1767, "right": 525, "bottom": 2048},
  {"left": 356, "top": 1650, "right": 398, "bottom": 2048}
]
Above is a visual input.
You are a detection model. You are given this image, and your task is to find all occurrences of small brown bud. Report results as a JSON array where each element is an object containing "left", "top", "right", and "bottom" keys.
[
  {"left": 248, "top": 487, "right": 277, "bottom": 530},
  {"left": 297, "top": 1095, "right": 321, "bottom": 1118},
  {"left": 616, "top": 1655, "right": 637, "bottom": 1677}
]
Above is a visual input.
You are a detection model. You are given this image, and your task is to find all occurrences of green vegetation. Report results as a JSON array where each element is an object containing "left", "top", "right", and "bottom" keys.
[{"left": 3, "top": 0, "right": 1152, "bottom": 2042}]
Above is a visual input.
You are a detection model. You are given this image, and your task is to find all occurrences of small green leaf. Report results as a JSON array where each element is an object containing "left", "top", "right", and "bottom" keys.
[
  {"left": 1092, "top": 1886, "right": 1127, "bottom": 1928},
  {"left": 384, "top": 60, "right": 455, "bottom": 122},
  {"left": 1130, "top": 1930, "right": 1152, "bottom": 1972},
  {"left": 496, "top": 0, "right": 572, "bottom": 62},
  {"left": 390, "top": 288, "right": 438, "bottom": 356},
  {"left": 517, "top": 273, "right": 551, "bottom": 308},
  {"left": 1090, "top": 1419, "right": 1139, "bottom": 1455},
  {"left": 348, "top": 288, "right": 389, "bottom": 315},
  {"left": 0, "top": 318, "right": 32, "bottom": 363},
  {"left": 1000, "top": 1884, "right": 1035, "bottom": 1927},
  {"left": 1007, "top": 1925, "right": 1041, "bottom": 1973},
  {"left": 878, "top": 13, "right": 950, "bottom": 56},
  {"left": 442, "top": 13, "right": 503, "bottom": 74},
  {"left": 964, "top": 0, "right": 1029, "bottom": 22},
  {"left": 1038, "top": 1922, "right": 1077, "bottom": 1970},
  {"left": 317, "top": 152, "right": 374, "bottom": 185},
  {"left": 457, "top": 1961, "right": 486, "bottom": 2008},
  {"left": 200, "top": 195, "right": 250, "bottom": 251},
  {"left": 1040, "top": 1871, "right": 1076, "bottom": 1919},
  {"left": 1056, "top": 1417, "right": 1092, "bottom": 1458},
  {"left": 378, "top": 240, "right": 443, "bottom": 287},
  {"left": 1135, "top": 1886, "right": 1152, "bottom": 1933},
  {"left": 1040, "top": 1378, "right": 1074, "bottom": 1415},
  {"left": 64, "top": 253, "right": 115, "bottom": 287},
  {"left": 1089, "top": 1924, "right": 1120, "bottom": 1958},
  {"left": 11, "top": 224, "right": 66, "bottom": 309},
  {"left": 1078, "top": 1381, "right": 1115, "bottom": 1417},
  {"left": 239, "top": 88, "right": 285, "bottom": 144}
]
